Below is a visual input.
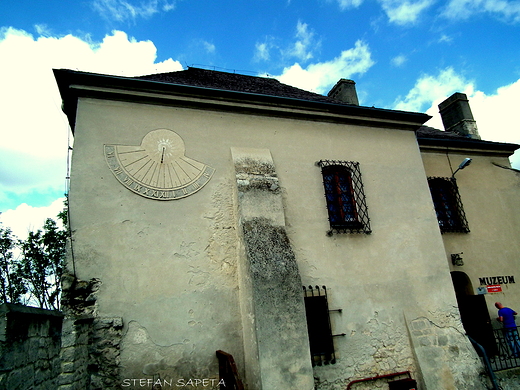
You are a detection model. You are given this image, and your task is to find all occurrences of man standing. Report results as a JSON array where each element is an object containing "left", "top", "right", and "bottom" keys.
[{"left": 496, "top": 302, "right": 520, "bottom": 358}]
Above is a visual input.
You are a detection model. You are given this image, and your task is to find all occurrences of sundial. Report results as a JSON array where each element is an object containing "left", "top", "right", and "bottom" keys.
[{"left": 104, "top": 129, "right": 214, "bottom": 200}]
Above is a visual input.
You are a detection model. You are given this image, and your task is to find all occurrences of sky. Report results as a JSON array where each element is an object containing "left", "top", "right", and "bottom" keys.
[{"left": 1, "top": 0, "right": 520, "bottom": 238}]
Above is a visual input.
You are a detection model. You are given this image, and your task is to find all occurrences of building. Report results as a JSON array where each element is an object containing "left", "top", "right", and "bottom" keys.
[
  {"left": 417, "top": 93, "right": 520, "bottom": 374},
  {"left": 53, "top": 67, "right": 520, "bottom": 389}
]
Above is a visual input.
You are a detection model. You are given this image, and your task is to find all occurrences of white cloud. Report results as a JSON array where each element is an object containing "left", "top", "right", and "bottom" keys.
[
  {"left": 442, "top": 0, "right": 520, "bottom": 23},
  {"left": 336, "top": 0, "right": 364, "bottom": 10},
  {"left": 398, "top": 68, "right": 520, "bottom": 168},
  {"left": 284, "top": 21, "right": 319, "bottom": 62},
  {"left": 203, "top": 41, "right": 216, "bottom": 54},
  {"left": 452, "top": 81, "right": 520, "bottom": 168},
  {"left": 276, "top": 40, "right": 374, "bottom": 94},
  {"left": 92, "top": 0, "right": 177, "bottom": 22},
  {"left": 379, "top": 0, "right": 435, "bottom": 25},
  {"left": 438, "top": 34, "right": 453, "bottom": 43},
  {"left": 393, "top": 67, "right": 474, "bottom": 112},
  {"left": 335, "top": 0, "right": 434, "bottom": 25},
  {"left": 254, "top": 21, "right": 319, "bottom": 64},
  {"left": 254, "top": 42, "right": 271, "bottom": 62},
  {"left": 0, "top": 27, "right": 182, "bottom": 207},
  {"left": 391, "top": 54, "right": 407, "bottom": 67},
  {"left": 0, "top": 198, "right": 66, "bottom": 239}
]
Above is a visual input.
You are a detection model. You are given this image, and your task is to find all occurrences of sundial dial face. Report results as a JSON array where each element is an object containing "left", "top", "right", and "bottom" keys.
[{"left": 104, "top": 129, "right": 214, "bottom": 200}]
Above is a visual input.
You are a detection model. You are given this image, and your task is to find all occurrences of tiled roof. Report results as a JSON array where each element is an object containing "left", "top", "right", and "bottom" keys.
[
  {"left": 137, "top": 69, "right": 518, "bottom": 150},
  {"left": 137, "top": 67, "right": 344, "bottom": 105},
  {"left": 416, "top": 125, "right": 519, "bottom": 152},
  {"left": 416, "top": 125, "right": 466, "bottom": 139}
]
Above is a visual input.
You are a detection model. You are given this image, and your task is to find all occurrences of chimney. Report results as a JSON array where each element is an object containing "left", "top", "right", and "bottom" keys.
[
  {"left": 328, "top": 79, "right": 359, "bottom": 105},
  {"left": 438, "top": 92, "right": 480, "bottom": 139}
]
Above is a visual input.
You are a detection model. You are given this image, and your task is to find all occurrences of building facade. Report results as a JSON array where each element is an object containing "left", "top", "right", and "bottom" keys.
[
  {"left": 54, "top": 68, "right": 520, "bottom": 389},
  {"left": 417, "top": 93, "right": 520, "bottom": 375}
]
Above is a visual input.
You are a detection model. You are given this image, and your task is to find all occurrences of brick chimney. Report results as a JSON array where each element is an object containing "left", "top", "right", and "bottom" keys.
[
  {"left": 328, "top": 79, "right": 359, "bottom": 105},
  {"left": 438, "top": 92, "right": 480, "bottom": 139}
]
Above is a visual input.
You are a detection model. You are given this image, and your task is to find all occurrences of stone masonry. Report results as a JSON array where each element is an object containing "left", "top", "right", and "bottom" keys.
[
  {"left": 0, "top": 303, "right": 63, "bottom": 390},
  {"left": 58, "top": 273, "right": 123, "bottom": 390}
]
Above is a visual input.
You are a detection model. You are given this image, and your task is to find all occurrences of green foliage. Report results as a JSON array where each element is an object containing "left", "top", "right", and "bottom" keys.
[
  {"left": 0, "top": 226, "right": 26, "bottom": 304},
  {"left": 0, "top": 205, "right": 68, "bottom": 310}
]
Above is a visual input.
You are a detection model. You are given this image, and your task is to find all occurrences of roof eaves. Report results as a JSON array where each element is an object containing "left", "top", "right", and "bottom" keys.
[
  {"left": 54, "top": 69, "right": 431, "bottom": 132},
  {"left": 417, "top": 136, "right": 520, "bottom": 155}
]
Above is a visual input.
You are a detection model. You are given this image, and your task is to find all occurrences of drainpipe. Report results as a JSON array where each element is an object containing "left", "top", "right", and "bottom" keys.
[{"left": 466, "top": 335, "right": 501, "bottom": 390}]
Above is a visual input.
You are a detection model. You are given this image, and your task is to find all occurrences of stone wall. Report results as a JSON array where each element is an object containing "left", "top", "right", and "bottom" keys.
[
  {"left": 232, "top": 147, "right": 314, "bottom": 390},
  {"left": 58, "top": 273, "right": 123, "bottom": 390},
  {"left": 0, "top": 303, "right": 63, "bottom": 390},
  {"left": 407, "top": 312, "right": 487, "bottom": 389},
  {"left": 496, "top": 367, "right": 520, "bottom": 390}
]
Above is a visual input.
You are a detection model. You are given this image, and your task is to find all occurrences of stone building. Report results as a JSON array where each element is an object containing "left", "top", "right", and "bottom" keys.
[{"left": 53, "top": 67, "right": 520, "bottom": 389}]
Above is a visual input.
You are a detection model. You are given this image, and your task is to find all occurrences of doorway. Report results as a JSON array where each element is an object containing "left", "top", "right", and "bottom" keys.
[{"left": 451, "top": 271, "right": 497, "bottom": 355}]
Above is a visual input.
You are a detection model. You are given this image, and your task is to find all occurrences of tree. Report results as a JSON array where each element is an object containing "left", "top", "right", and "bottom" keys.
[
  {"left": 19, "top": 213, "right": 68, "bottom": 310},
  {"left": 0, "top": 203, "right": 68, "bottom": 310},
  {"left": 0, "top": 225, "right": 26, "bottom": 304}
]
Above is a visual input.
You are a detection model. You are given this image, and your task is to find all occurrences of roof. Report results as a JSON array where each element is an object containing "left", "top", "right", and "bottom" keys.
[
  {"left": 416, "top": 125, "right": 519, "bottom": 155},
  {"left": 53, "top": 67, "right": 518, "bottom": 155},
  {"left": 137, "top": 67, "right": 341, "bottom": 105},
  {"left": 53, "top": 68, "right": 431, "bottom": 133}
]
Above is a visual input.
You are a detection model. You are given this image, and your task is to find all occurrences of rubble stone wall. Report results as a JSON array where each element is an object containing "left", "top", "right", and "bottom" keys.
[
  {"left": 0, "top": 303, "right": 64, "bottom": 390},
  {"left": 58, "top": 274, "right": 123, "bottom": 390}
]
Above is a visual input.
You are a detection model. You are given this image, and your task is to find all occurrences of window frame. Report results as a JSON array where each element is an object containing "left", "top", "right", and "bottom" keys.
[
  {"left": 317, "top": 160, "right": 371, "bottom": 235},
  {"left": 428, "top": 176, "right": 470, "bottom": 233}
]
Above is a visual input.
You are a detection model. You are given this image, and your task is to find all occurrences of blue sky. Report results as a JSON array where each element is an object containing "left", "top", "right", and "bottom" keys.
[{"left": 1, "top": 0, "right": 520, "bottom": 237}]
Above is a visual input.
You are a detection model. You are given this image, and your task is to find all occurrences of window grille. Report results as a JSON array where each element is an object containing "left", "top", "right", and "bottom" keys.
[
  {"left": 303, "top": 285, "right": 337, "bottom": 366},
  {"left": 317, "top": 160, "right": 371, "bottom": 235},
  {"left": 428, "top": 177, "right": 469, "bottom": 233}
]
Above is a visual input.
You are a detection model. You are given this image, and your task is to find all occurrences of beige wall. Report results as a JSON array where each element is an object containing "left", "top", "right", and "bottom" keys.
[
  {"left": 69, "top": 96, "right": 486, "bottom": 388},
  {"left": 421, "top": 149, "right": 520, "bottom": 323}
]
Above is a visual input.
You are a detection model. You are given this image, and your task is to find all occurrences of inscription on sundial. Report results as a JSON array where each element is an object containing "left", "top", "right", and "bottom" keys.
[{"left": 104, "top": 129, "right": 214, "bottom": 200}]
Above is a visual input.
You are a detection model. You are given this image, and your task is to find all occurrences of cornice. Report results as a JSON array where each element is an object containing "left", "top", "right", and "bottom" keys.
[{"left": 54, "top": 69, "right": 431, "bottom": 134}]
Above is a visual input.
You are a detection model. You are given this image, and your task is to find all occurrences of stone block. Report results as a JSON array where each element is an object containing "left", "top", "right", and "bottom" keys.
[
  {"left": 411, "top": 319, "right": 428, "bottom": 332},
  {"left": 8, "top": 364, "right": 35, "bottom": 389},
  {"left": 438, "top": 335, "right": 448, "bottom": 346},
  {"left": 60, "top": 346, "right": 76, "bottom": 362},
  {"left": 35, "top": 358, "right": 50, "bottom": 370},
  {"left": 418, "top": 335, "right": 433, "bottom": 346},
  {"left": 58, "top": 372, "right": 76, "bottom": 386},
  {"left": 34, "top": 367, "right": 52, "bottom": 385},
  {"left": 60, "top": 330, "right": 78, "bottom": 348},
  {"left": 57, "top": 384, "right": 76, "bottom": 390},
  {"left": 61, "top": 361, "right": 75, "bottom": 373},
  {"left": 75, "top": 329, "right": 89, "bottom": 345},
  {"left": 38, "top": 346, "right": 50, "bottom": 360}
]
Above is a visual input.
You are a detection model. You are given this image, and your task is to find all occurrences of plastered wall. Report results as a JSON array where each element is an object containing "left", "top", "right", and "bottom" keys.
[
  {"left": 421, "top": 150, "right": 520, "bottom": 323},
  {"left": 68, "top": 97, "right": 487, "bottom": 388}
]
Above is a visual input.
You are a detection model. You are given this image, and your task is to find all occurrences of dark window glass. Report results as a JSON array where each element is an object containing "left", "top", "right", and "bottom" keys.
[
  {"left": 323, "top": 166, "right": 360, "bottom": 227},
  {"left": 317, "top": 160, "right": 371, "bottom": 234},
  {"left": 303, "top": 286, "right": 336, "bottom": 365},
  {"left": 428, "top": 177, "right": 469, "bottom": 233}
]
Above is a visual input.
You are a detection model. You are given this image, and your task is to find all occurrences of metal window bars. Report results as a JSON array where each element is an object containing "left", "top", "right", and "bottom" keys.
[
  {"left": 427, "top": 177, "right": 470, "bottom": 233},
  {"left": 303, "top": 285, "right": 344, "bottom": 366},
  {"left": 317, "top": 160, "right": 371, "bottom": 235}
]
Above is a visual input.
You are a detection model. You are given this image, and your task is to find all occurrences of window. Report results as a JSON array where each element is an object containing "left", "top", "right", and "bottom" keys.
[
  {"left": 317, "top": 160, "right": 371, "bottom": 234},
  {"left": 428, "top": 177, "right": 469, "bottom": 233},
  {"left": 303, "top": 285, "right": 336, "bottom": 366}
]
